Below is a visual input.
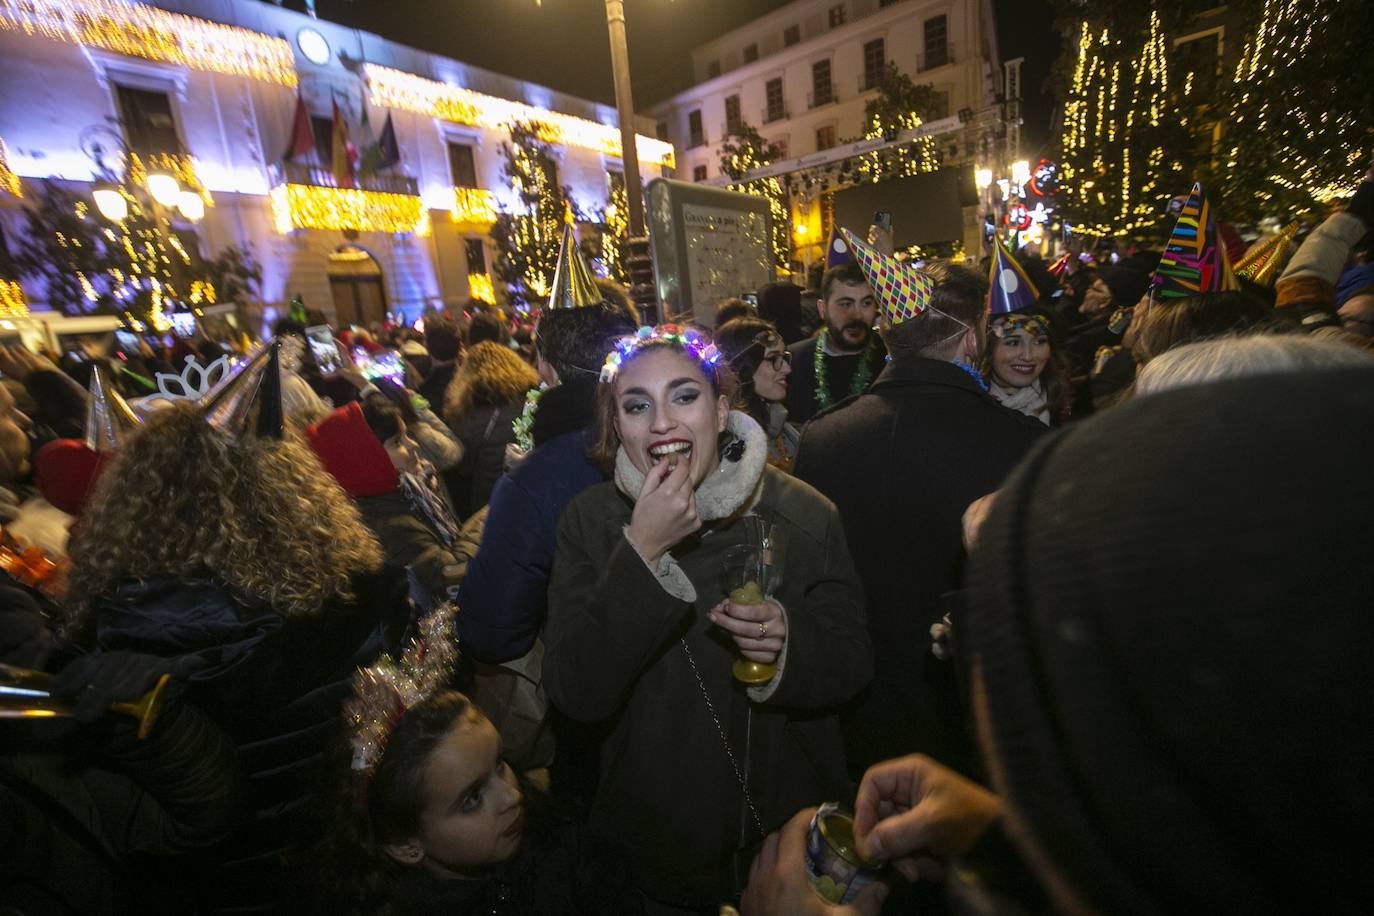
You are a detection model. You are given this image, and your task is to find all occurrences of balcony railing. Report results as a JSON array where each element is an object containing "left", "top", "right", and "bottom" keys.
[
  {"left": 918, "top": 50, "right": 952, "bottom": 72},
  {"left": 858, "top": 73, "right": 882, "bottom": 93},
  {"left": 762, "top": 106, "right": 788, "bottom": 124},
  {"left": 808, "top": 87, "right": 835, "bottom": 109},
  {"left": 268, "top": 160, "right": 419, "bottom": 196},
  {"left": 687, "top": 132, "right": 706, "bottom": 149},
  {"left": 721, "top": 120, "right": 745, "bottom": 138}
]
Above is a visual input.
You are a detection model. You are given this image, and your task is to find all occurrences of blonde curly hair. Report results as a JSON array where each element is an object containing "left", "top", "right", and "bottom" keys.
[
  {"left": 63, "top": 405, "right": 383, "bottom": 634},
  {"left": 443, "top": 341, "right": 538, "bottom": 426}
]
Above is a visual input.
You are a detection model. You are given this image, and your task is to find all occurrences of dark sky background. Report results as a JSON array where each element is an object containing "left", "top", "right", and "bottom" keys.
[{"left": 309, "top": 0, "right": 1060, "bottom": 153}]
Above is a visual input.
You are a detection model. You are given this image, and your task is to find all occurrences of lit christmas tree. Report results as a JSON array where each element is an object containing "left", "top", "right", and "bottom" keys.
[
  {"left": 491, "top": 121, "right": 581, "bottom": 310},
  {"left": 851, "top": 63, "right": 941, "bottom": 184},
  {"left": 601, "top": 169, "right": 630, "bottom": 285},
  {"left": 719, "top": 124, "right": 790, "bottom": 272},
  {"left": 1217, "top": 0, "right": 1374, "bottom": 222}
]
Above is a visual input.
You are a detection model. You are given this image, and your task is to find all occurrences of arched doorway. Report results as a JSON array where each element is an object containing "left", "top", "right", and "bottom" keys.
[{"left": 328, "top": 245, "right": 388, "bottom": 328}]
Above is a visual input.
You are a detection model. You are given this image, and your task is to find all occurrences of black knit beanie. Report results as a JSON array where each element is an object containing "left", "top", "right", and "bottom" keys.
[{"left": 965, "top": 367, "right": 1374, "bottom": 915}]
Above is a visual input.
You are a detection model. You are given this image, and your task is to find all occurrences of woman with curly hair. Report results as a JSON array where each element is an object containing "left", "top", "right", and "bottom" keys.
[
  {"left": 442, "top": 341, "right": 539, "bottom": 518},
  {"left": 63, "top": 404, "right": 411, "bottom": 913}
]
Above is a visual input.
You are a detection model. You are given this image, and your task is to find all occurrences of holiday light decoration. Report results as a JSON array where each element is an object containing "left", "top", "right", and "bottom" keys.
[
  {"left": 0, "top": 279, "right": 28, "bottom": 316},
  {"left": 491, "top": 123, "right": 575, "bottom": 306},
  {"left": 127, "top": 153, "right": 212, "bottom": 207},
  {"left": 467, "top": 272, "right": 495, "bottom": 304},
  {"left": 719, "top": 126, "right": 789, "bottom": 272},
  {"left": 0, "top": 138, "right": 20, "bottom": 197},
  {"left": 365, "top": 63, "right": 674, "bottom": 169},
  {"left": 0, "top": 0, "right": 298, "bottom": 87},
  {"left": 449, "top": 187, "right": 497, "bottom": 226},
  {"left": 269, "top": 184, "right": 431, "bottom": 237},
  {"left": 602, "top": 170, "right": 629, "bottom": 283},
  {"left": 1059, "top": 12, "right": 1184, "bottom": 237}
]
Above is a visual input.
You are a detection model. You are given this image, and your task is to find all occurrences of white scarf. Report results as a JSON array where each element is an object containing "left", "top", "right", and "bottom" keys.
[
  {"left": 614, "top": 410, "right": 768, "bottom": 521},
  {"left": 990, "top": 379, "right": 1051, "bottom": 426}
]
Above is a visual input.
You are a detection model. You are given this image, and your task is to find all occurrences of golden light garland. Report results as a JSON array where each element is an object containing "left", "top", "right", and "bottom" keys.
[
  {"left": 128, "top": 151, "right": 212, "bottom": 205},
  {"left": 365, "top": 63, "right": 674, "bottom": 169},
  {"left": 0, "top": 279, "right": 28, "bottom": 316},
  {"left": 0, "top": 0, "right": 297, "bottom": 87},
  {"left": 467, "top": 272, "right": 495, "bottom": 304},
  {"left": 0, "top": 138, "right": 20, "bottom": 197},
  {"left": 269, "top": 183, "right": 431, "bottom": 237},
  {"left": 449, "top": 187, "right": 497, "bottom": 226}
]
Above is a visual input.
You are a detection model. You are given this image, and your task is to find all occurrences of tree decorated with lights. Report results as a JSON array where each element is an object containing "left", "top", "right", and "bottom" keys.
[
  {"left": 600, "top": 169, "right": 630, "bottom": 285},
  {"left": 850, "top": 63, "right": 942, "bottom": 183},
  {"left": 1056, "top": 6, "right": 1193, "bottom": 238},
  {"left": 5, "top": 180, "right": 216, "bottom": 330},
  {"left": 1215, "top": 0, "right": 1374, "bottom": 222},
  {"left": 719, "top": 124, "right": 790, "bottom": 272},
  {"left": 491, "top": 121, "right": 581, "bottom": 310}
]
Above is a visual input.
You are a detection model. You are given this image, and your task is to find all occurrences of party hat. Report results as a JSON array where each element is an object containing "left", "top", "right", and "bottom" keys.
[
  {"left": 545, "top": 223, "right": 601, "bottom": 311},
  {"left": 1047, "top": 250, "right": 1072, "bottom": 279},
  {"left": 841, "top": 228, "right": 933, "bottom": 328},
  {"left": 825, "top": 227, "right": 855, "bottom": 269},
  {"left": 198, "top": 341, "right": 285, "bottom": 440},
  {"left": 988, "top": 234, "right": 1040, "bottom": 316},
  {"left": 1234, "top": 220, "right": 1299, "bottom": 288},
  {"left": 84, "top": 363, "right": 142, "bottom": 452},
  {"left": 1151, "top": 182, "right": 1239, "bottom": 301}
]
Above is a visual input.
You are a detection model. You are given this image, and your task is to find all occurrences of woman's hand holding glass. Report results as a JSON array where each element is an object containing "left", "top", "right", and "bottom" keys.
[{"left": 708, "top": 593, "right": 786, "bottom": 667}]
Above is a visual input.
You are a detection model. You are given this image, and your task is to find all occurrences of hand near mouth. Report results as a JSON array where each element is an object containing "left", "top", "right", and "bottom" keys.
[{"left": 626, "top": 455, "right": 701, "bottom": 567}]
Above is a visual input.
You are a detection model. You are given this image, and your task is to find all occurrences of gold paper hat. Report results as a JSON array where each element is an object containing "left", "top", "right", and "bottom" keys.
[
  {"left": 545, "top": 223, "right": 602, "bottom": 311},
  {"left": 1234, "top": 220, "right": 1299, "bottom": 288},
  {"left": 84, "top": 362, "right": 142, "bottom": 452},
  {"left": 198, "top": 341, "right": 285, "bottom": 440}
]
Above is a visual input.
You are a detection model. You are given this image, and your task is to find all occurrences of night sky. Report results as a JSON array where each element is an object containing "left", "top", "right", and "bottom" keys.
[{"left": 308, "top": 0, "right": 1060, "bottom": 152}]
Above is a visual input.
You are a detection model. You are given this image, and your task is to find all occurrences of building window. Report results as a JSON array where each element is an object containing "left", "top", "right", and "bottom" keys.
[
  {"left": 693, "top": 164, "right": 708, "bottom": 182},
  {"left": 725, "top": 94, "right": 743, "bottom": 135},
  {"left": 783, "top": 24, "right": 801, "bottom": 46},
  {"left": 465, "top": 237, "right": 487, "bottom": 274},
  {"left": 828, "top": 4, "right": 847, "bottom": 28},
  {"left": 656, "top": 120, "right": 669, "bottom": 141},
  {"left": 743, "top": 43, "right": 759, "bottom": 63},
  {"left": 774, "top": 139, "right": 790, "bottom": 159},
  {"left": 815, "top": 125, "right": 837, "bottom": 151},
  {"left": 931, "top": 91, "right": 950, "bottom": 120},
  {"left": 115, "top": 85, "right": 183, "bottom": 156},
  {"left": 707, "top": 59, "right": 721, "bottom": 78},
  {"left": 447, "top": 142, "right": 478, "bottom": 188},
  {"left": 923, "top": 15, "right": 949, "bottom": 70},
  {"left": 863, "top": 38, "right": 885, "bottom": 90},
  {"left": 310, "top": 115, "right": 334, "bottom": 167},
  {"left": 1174, "top": 31, "right": 1221, "bottom": 97},
  {"left": 811, "top": 59, "right": 833, "bottom": 107},
  {"left": 688, "top": 110, "right": 704, "bottom": 148},
  {"left": 765, "top": 78, "right": 785, "bottom": 123}
]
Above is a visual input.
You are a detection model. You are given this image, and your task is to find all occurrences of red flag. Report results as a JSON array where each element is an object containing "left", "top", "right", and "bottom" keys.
[
  {"left": 283, "top": 91, "right": 314, "bottom": 162},
  {"left": 331, "top": 99, "right": 357, "bottom": 189}
]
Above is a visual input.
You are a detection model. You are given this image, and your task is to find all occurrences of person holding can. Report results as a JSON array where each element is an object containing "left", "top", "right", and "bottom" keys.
[{"left": 543, "top": 324, "right": 873, "bottom": 912}]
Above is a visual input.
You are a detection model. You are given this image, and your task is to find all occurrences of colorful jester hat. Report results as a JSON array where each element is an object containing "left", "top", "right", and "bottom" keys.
[
  {"left": 1234, "top": 220, "right": 1299, "bottom": 288},
  {"left": 825, "top": 226, "right": 856, "bottom": 269},
  {"left": 546, "top": 222, "right": 602, "bottom": 311},
  {"left": 840, "top": 227, "right": 934, "bottom": 329},
  {"left": 1152, "top": 182, "right": 1239, "bottom": 301},
  {"left": 85, "top": 362, "right": 142, "bottom": 452},
  {"left": 988, "top": 233, "right": 1041, "bottom": 316},
  {"left": 198, "top": 340, "right": 286, "bottom": 440}
]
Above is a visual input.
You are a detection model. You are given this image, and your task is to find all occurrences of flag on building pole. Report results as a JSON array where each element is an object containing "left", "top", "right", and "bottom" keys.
[
  {"left": 374, "top": 113, "right": 400, "bottom": 171},
  {"left": 331, "top": 98, "right": 357, "bottom": 189},
  {"left": 283, "top": 90, "right": 314, "bottom": 162},
  {"left": 358, "top": 91, "right": 380, "bottom": 177}
]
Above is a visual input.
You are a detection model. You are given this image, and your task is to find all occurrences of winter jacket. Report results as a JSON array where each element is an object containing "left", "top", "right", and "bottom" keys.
[
  {"left": 448, "top": 400, "right": 525, "bottom": 518},
  {"left": 793, "top": 357, "right": 1047, "bottom": 777},
  {"left": 89, "top": 571, "right": 409, "bottom": 912},
  {"left": 457, "top": 381, "right": 603, "bottom": 663},
  {"left": 544, "top": 412, "right": 872, "bottom": 907},
  {"left": 1277, "top": 209, "right": 1370, "bottom": 314},
  {"left": 783, "top": 334, "right": 888, "bottom": 425},
  {"left": 417, "top": 361, "right": 457, "bottom": 415}
]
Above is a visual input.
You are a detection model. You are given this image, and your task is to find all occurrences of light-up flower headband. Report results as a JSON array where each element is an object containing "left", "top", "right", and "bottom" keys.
[{"left": 600, "top": 324, "right": 723, "bottom": 384}]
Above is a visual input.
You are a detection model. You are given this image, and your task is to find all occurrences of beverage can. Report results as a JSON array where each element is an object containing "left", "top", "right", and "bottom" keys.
[{"left": 804, "top": 802, "right": 882, "bottom": 905}]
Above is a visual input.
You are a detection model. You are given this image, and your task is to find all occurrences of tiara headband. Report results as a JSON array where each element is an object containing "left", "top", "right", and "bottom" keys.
[
  {"left": 989, "top": 313, "right": 1050, "bottom": 339},
  {"left": 600, "top": 324, "right": 723, "bottom": 384},
  {"left": 345, "top": 606, "right": 459, "bottom": 774}
]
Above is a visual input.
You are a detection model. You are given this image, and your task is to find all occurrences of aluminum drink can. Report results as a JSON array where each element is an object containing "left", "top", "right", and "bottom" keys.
[{"left": 804, "top": 802, "right": 882, "bottom": 905}]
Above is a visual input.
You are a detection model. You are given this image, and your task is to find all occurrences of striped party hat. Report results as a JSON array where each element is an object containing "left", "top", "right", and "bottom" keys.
[
  {"left": 1152, "top": 182, "right": 1239, "bottom": 301},
  {"left": 841, "top": 227, "right": 933, "bottom": 329}
]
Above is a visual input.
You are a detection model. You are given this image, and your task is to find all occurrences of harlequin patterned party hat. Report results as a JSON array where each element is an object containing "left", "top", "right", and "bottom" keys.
[
  {"left": 546, "top": 223, "right": 602, "bottom": 311},
  {"left": 85, "top": 363, "right": 142, "bottom": 452},
  {"left": 988, "top": 234, "right": 1040, "bottom": 316},
  {"left": 841, "top": 227, "right": 933, "bottom": 329},
  {"left": 1234, "top": 220, "right": 1299, "bottom": 288},
  {"left": 1152, "top": 182, "right": 1239, "bottom": 301},
  {"left": 825, "top": 226, "right": 855, "bottom": 269}
]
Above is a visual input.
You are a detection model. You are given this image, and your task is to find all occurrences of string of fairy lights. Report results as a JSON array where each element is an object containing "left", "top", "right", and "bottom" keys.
[
  {"left": 603, "top": 170, "right": 629, "bottom": 283},
  {"left": 499, "top": 123, "right": 565, "bottom": 301},
  {"left": 449, "top": 187, "right": 498, "bottom": 227},
  {"left": 0, "top": 138, "right": 20, "bottom": 198},
  {"left": 269, "top": 184, "right": 432, "bottom": 237}
]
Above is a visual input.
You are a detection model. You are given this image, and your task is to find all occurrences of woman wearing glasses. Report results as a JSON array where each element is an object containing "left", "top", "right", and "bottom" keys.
[{"left": 715, "top": 317, "right": 799, "bottom": 470}]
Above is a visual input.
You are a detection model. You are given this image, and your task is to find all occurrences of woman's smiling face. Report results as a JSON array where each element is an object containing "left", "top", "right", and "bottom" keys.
[
  {"left": 990, "top": 325, "right": 1051, "bottom": 388},
  {"left": 613, "top": 347, "right": 729, "bottom": 487}
]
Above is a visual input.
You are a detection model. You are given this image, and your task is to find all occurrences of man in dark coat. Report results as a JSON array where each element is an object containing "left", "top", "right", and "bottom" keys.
[
  {"left": 794, "top": 257, "right": 1046, "bottom": 778},
  {"left": 417, "top": 317, "right": 461, "bottom": 410},
  {"left": 784, "top": 264, "right": 888, "bottom": 425}
]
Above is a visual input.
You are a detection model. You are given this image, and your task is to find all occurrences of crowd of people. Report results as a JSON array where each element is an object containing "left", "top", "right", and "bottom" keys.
[{"left": 3, "top": 159, "right": 1374, "bottom": 916}]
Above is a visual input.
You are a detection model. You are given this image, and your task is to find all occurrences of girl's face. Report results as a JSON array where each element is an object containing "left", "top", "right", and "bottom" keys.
[
  {"left": 751, "top": 342, "right": 791, "bottom": 403},
  {"left": 989, "top": 326, "right": 1051, "bottom": 389},
  {"left": 613, "top": 348, "right": 729, "bottom": 488},
  {"left": 409, "top": 716, "right": 524, "bottom": 875},
  {"left": 382, "top": 421, "right": 423, "bottom": 475}
]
